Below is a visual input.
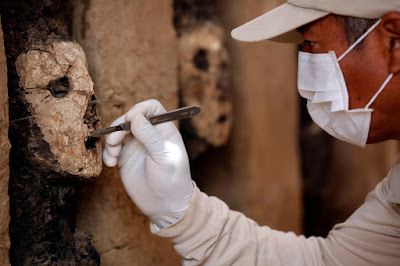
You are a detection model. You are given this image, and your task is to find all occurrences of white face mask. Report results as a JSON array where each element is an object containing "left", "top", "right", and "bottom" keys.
[{"left": 297, "top": 19, "right": 393, "bottom": 147}]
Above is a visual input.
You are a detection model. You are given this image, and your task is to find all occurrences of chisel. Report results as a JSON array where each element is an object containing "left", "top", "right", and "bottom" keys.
[{"left": 89, "top": 105, "right": 201, "bottom": 137}]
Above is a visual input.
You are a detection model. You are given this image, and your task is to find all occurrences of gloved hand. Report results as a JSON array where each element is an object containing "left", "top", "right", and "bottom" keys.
[{"left": 103, "top": 99, "right": 194, "bottom": 229}]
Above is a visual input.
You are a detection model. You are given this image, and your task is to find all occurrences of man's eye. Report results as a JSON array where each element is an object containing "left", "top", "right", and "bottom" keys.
[
  {"left": 300, "top": 40, "right": 315, "bottom": 52},
  {"left": 305, "top": 40, "right": 315, "bottom": 46}
]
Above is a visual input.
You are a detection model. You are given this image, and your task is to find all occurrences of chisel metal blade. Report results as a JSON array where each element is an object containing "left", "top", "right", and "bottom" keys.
[{"left": 89, "top": 105, "right": 201, "bottom": 137}]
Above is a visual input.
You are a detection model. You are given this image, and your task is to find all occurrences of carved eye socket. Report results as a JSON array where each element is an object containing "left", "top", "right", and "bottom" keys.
[
  {"left": 193, "top": 49, "right": 209, "bottom": 71},
  {"left": 47, "top": 76, "right": 70, "bottom": 98}
]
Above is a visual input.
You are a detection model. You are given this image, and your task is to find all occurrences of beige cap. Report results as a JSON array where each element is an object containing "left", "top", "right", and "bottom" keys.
[{"left": 231, "top": 0, "right": 400, "bottom": 43}]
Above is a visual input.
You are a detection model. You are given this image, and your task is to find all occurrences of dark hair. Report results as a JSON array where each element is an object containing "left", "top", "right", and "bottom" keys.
[{"left": 336, "top": 16, "right": 376, "bottom": 50}]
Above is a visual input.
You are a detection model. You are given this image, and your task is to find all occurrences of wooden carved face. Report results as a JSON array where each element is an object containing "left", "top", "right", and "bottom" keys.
[
  {"left": 15, "top": 41, "right": 102, "bottom": 178},
  {"left": 178, "top": 24, "right": 233, "bottom": 152}
]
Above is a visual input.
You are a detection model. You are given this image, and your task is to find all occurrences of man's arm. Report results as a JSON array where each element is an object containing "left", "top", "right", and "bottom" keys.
[
  {"left": 153, "top": 176, "right": 400, "bottom": 266},
  {"left": 104, "top": 100, "right": 400, "bottom": 265},
  {"left": 152, "top": 183, "right": 325, "bottom": 265}
]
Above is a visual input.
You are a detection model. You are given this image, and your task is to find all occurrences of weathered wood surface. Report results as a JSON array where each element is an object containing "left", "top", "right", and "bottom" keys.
[
  {"left": 0, "top": 16, "right": 11, "bottom": 266},
  {"left": 0, "top": 0, "right": 101, "bottom": 264},
  {"left": 175, "top": 0, "right": 233, "bottom": 158}
]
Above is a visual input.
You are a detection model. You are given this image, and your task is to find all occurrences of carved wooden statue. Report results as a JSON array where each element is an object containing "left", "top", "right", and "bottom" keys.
[
  {"left": 0, "top": 0, "right": 101, "bottom": 264},
  {"left": 174, "top": 0, "right": 233, "bottom": 158}
]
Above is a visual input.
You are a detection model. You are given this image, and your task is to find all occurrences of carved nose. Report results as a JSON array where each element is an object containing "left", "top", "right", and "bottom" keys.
[{"left": 84, "top": 94, "right": 101, "bottom": 129}]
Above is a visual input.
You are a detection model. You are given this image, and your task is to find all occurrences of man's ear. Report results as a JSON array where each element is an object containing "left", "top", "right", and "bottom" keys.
[{"left": 382, "top": 12, "right": 400, "bottom": 74}]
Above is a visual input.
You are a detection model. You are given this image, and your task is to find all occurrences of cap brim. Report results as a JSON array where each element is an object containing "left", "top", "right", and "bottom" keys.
[{"left": 231, "top": 3, "right": 329, "bottom": 44}]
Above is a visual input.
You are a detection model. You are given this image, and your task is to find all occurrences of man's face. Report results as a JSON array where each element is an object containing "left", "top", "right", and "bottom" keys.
[{"left": 301, "top": 14, "right": 400, "bottom": 143}]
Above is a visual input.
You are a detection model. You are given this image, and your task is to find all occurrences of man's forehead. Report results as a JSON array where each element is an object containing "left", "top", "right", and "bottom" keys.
[{"left": 298, "top": 15, "right": 343, "bottom": 39}]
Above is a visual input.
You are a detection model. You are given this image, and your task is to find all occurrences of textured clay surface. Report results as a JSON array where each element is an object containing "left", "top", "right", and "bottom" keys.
[
  {"left": 178, "top": 23, "right": 233, "bottom": 157},
  {"left": 0, "top": 18, "right": 11, "bottom": 266},
  {"left": 16, "top": 41, "right": 102, "bottom": 178}
]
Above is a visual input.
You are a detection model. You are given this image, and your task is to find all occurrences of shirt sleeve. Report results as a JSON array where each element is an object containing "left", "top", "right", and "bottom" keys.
[{"left": 151, "top": 176, "right": 400, "bottom": 266}]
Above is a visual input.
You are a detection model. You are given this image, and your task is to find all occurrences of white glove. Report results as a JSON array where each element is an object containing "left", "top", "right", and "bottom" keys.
[{"left": 103, "top": 99, "right": 194, "bottom": 229}]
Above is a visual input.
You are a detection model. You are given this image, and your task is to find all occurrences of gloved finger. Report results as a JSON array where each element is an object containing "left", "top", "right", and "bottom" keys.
[
  {"left": 105, "top": 142, "right": 122, "bottom": 158},
  {"left": 103, "top": 148, "right": 118, "bottom": 167},
  {"left": 125, "top": 99, "right": 166, "bottom": 120},
  {"left": 106, "top": 114, "right": 129, "bottom": 146},
  {"left": 122, "top": 133, "right": 133, "bottom": 145},
  {"left": 118, "top": 138, "right": 145, "bottom": 168},
  {"left": 129, "top": 113, "right": 166, "bottom": 156},
  {"left": 125, "top": 99, "right": 179, "bottom": 138}
]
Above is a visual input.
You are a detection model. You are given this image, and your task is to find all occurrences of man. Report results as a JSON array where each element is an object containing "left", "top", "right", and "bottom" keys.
[{"left": 103, "top": 0, "right": 400, "bottom": 265}]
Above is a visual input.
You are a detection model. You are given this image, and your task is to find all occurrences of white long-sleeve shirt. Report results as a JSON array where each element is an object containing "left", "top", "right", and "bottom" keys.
[{"left": 152, "top": 160, "right": 400, "bottom": 265}]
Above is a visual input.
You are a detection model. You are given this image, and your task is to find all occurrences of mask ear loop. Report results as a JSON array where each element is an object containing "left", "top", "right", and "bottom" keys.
[
  {"left": 338, "top": 19, "right": 382, "bottom": 62},
  {"left": 365, "top": 73, "right": 394, "bottom": 110}
]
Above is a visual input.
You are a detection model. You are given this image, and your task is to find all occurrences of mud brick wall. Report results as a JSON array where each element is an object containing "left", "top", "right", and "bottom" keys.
[
  {"left": 70, "top": 0, "right": 181, "bottom": 265},
  {"left": 0, "top": 17, "right": 10, "bottom": 266}
]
